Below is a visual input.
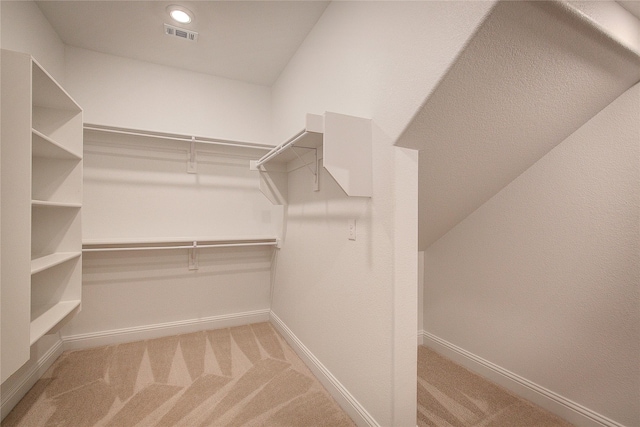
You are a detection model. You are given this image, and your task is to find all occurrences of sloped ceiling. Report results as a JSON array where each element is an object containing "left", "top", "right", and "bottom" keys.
[{"left": 396, "top": 1, "right": 640, "bottom": 250}]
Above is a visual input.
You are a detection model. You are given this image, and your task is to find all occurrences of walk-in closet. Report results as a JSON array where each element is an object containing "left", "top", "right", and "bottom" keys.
[{"left": 1, "top": 1, "right": 638, "bottom": 426}]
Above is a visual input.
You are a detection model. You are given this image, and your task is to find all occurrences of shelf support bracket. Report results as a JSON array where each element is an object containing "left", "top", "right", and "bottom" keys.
[
  {"left": 188, "top": 241, "right": 198, "bottom": 270},
  {"left": 187, "top": 137, "right": 197, "bottom": 174},
  {"left": 291, "top": 147, "right": 319, "bottom": 192}
]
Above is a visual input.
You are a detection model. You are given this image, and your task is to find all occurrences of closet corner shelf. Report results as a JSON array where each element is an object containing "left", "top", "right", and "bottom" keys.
[
  {"left": 32, "top": 129, "right": 82, "bottom": 160},
  {"left": 250, "top": 112, "right": 372, "bottom": 205},
  {"left": 250, "top": 113, "right": 324, "bottom": 170},
  {"left": 31, "top": 252, "right": 82, "bottom": 275},
  {"left": 30, "top": 300, "right": 81, "bottom": 345}
]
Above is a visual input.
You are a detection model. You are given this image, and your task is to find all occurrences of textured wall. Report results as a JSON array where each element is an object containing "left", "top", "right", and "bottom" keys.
[
  {"left": 397, "top": 1, "right": 640, "bottom": 249},
  {"left": 424, "top": 84, "right": 640, "bottom": 426},
  {"left": 270, "top": 2, "right": 494, "bottom": 425}
]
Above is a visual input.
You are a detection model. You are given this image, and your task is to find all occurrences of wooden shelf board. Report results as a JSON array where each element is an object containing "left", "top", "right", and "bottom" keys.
[
  {"left": 32, "top": 60, "right": 82, "bottom": 112},
  {"left": 31, "top": 252, "right": 81, "bottom": 275},
  {"left": 82, "top": 236, "right": 279, "bottom": 252},
  {"left": 82, "top": 236, "right": 278, "bottom": 246},
  {"left": 30, "top": 300, "right": 81, "bottom": 345},
  {"left": 32, "top": 200, "right": 82, "bottom": 209},
  {"left": 32, "top": 129, "right": 82, "bottom": 160}
]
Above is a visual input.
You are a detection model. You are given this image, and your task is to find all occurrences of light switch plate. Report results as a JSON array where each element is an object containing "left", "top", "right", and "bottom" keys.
[{"left": 348, "top": 219, "right": 356, "bottom": 241}]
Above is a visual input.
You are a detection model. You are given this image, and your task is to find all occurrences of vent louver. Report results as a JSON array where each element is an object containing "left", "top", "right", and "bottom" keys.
[{"left": 164, "top": 23, "right": 198, "bottom": 42}]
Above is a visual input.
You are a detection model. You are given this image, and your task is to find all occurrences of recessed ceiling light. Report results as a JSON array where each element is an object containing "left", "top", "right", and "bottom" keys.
[{"left": 167, "top": 5, "right": 193, "bottom": 24}]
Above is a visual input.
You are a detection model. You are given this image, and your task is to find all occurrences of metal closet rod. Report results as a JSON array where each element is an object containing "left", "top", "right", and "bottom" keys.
[
  {"left": 82, "top": 240, "right": 278, "bottom": 253},
  {"left": 254, "top": 129, "right": 315, "bottom": 168},
  {"left": 83, "top": 124, "right": 274, "bottom": 151}
]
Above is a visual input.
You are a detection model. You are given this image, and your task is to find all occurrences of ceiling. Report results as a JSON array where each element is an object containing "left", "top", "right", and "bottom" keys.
[
  {"left": 396, "top": 0, "right": 640, "bottom": 250},
  {"left": 36, "top": 1, "right": 330, "bottom": 86}
]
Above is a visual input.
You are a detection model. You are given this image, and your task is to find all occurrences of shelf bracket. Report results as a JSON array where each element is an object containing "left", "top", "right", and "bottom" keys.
[
  {"left": 188, "top": 241, "right": 198, "bottom": 270},
  {"left": 291, "top": 147, "right": 319, "bottom": 192},
  {"left": 187, "top": 137, "right": 197, "bottom": 174}
]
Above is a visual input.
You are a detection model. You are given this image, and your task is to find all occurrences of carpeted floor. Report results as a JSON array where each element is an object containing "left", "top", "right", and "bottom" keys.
[
  {"left": 3, "top": 327, "right": 577, "bottom": 427},
  {"left": 2, "top": 323, "right": 355, "bottom": 427},
  {"left": 417, "top": 345, "right": 574, "bottom": 427}
]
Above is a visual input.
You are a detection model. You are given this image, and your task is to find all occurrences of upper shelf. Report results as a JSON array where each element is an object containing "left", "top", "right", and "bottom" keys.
[
  {"left": 32, "top": 59, "right": 82, "bottom": 112},
  {"left": 250, "top": 112, "right": 372, "bottom": 205},
  {"left": 251, "top": 114, "right": 324, "bottom": 168}
]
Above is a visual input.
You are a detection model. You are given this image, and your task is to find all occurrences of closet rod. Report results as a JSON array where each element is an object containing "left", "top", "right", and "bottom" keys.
[
  {"left": 254, "top": 129, "right": 314, "bottom": 168},
  {"left": 83, "top": 124, "right": 274, "bottom": 151},
  {"left": 82, "top": 241, "right": 278, "bottom": 253}
]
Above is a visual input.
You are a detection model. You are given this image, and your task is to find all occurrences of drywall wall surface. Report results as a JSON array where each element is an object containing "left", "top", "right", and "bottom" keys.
[
  {"left": 66, "top": 129, "right": 280, "bottom": 341},
  {"left": 270, "top": 2, "right": 494, "bottom": 425},
  {"left": 398, "top": 1, "right": 640, "bottom": 250},
  {"left": 423, "top": 83, "right": 640, "bottom": 426},
  {"left": 64, "top": 46, "right": 271, "bottom": 144},
  {"left": 61, "top": 246, "right": 273, "bottom": 339},
  {"left": 271, "top": 0, "right": 495, "bottom": 144},
  {"left": 82, "top": 131, "right": 281, "bottom": 241},
  {"left": 1, "top": 0, "right": 65, "bottom": 83}
]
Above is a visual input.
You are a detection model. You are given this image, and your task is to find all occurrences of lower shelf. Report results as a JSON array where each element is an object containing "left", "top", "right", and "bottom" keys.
[{"left": 30, "top": 300, "right": 81, "bottom": 345}]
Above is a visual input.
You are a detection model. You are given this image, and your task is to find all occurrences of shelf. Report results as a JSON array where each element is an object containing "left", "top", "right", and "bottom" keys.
[
  {"left": 31, "top": 252, "right": 81, "bottom": 275},
  {"left": 32, "top": 129, "right": 82, "bottom": 160},
  {"left": 32, "top": 200, "right": 82, "bottom": 209},
  {"left": 32, "top": 60, "right": 81, "bottom": 112},
  {"left": 82, "top": 237, "right": 278, "bottom": 270},
  {"left": 30, "top": 300, "right": 81, "bottom": 345},
  {"left": 2, "top": 49, "right": 83, "bottom": 382},
  {"left": 251, "top": 112, "right": 372, "bottom": 204},
  {"left": 82, "top": 236, "right": 279, "bottom": 252}
]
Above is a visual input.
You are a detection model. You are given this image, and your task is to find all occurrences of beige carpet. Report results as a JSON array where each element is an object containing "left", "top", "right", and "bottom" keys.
[
  {"left": 2, "top": 323, "right": 355, "bottom": 427},
  {"left": 417, "top": 345, "right": 574, "bottom": 427}
]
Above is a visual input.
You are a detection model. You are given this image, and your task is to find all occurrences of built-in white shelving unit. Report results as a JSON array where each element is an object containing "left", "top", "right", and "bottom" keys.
[
  {"left": 250, "top": 112, "right": 372, "bottom": 204},
  {"left": 1, "top": 49, "right": 83, "bottom": 381}
]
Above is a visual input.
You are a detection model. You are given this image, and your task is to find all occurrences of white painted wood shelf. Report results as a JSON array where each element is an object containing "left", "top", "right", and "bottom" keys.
[
  {"left": 83, "top": 237, "right": 279, "bottom": 252},
  {"left": 250, "top": 112, "right": 372, "bottom": 205},
  {"left": 31, "top": 252, "right": 82, "bottom": 275},
  {"left": 1, "top": 49, "right": 83, "bottom": 382},
  {"left": 30, "top": 300, "right": 81, "bottom": 345},
  {"left": 32, "top": 129, "right": 82, "bottom": 160},
  {"left": 83, "top": 237, "right": 279, "bottom": 271},
  {"left": 84, "top": 124, "right": 272, "bottom": 174},
  {"left": 32, "top": 200, "right": 82, "bottom": 208}
]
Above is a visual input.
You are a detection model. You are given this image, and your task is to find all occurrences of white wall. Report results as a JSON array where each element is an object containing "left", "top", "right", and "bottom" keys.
[
  {"left": 59, "top": 48, "right": 281, "bottom": 344},
  {"left": 64, "top": 46, "right": 272, "bottom": 143},
  {"left": 1, "top": 0, "right": 65, "bottom": 83},
  {"left": 81, "top": 131, "right": 280, "bottom": 242},
  {"left": 269, "top": 2, "right": 494, "bottom": 426},
  {"left": 423, "top": 84, "right": 640, "bottom": 427},
  {"left": 60, "top": 129, "right": 281, "bottom": 344}
]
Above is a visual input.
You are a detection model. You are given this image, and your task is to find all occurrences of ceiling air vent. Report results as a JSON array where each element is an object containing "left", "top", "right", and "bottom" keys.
[{"left": 164, "top": 23, "right": 198, "bottom": 42}]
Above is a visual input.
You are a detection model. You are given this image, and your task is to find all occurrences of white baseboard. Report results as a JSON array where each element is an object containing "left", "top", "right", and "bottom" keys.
[
  {"left": 1, "top": 338, "right": 63, "bottom": 420},
  {"left": 62, "top": 309, "right": 270, "bottom": 351},
  {"left": 270, "top": 312, "right": 380, "bottom": 427},
  {"left": 420, "top": 330, "right": 624, "bottom": 427}
]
